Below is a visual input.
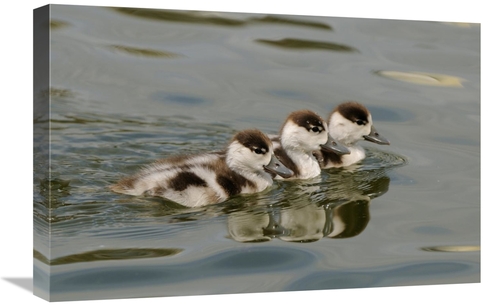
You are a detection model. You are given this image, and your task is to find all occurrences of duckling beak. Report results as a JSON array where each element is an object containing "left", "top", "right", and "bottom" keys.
[
  {"left": 363, "top": 126, "right": 390, "bottom": 145},
  {"left": 264, "top": 155, "right": 294, "bottom": 178},
  {"left": 320, "top": 134, "right": 350, "bottom": 155}
]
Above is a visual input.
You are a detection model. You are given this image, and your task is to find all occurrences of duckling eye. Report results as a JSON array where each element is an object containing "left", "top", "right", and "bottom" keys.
[
  {"left": 355, "top": 120, "right": 365, "bottom": 126},
  {"left": 311, "top": 126, "right": 320, "bottom": 133},
  {"left": 253, "top": 148, "right": 265, "bottom": 155}
]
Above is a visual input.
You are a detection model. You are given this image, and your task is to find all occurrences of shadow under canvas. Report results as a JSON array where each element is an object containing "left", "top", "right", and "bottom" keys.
[{"left": 3, "top": 277, "right": 33, "bottom": 293}]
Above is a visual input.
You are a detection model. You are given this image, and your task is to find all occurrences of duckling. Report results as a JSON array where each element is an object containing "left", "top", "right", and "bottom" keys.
[
  {"left": 314, "top": 101, "right": 390, "bottom": 168},
  {"left": 269, "top": 110, "right": 350, "bottom": 179},
  {"left": 110, "top": 129, "right": 293, "bottom": 207}
]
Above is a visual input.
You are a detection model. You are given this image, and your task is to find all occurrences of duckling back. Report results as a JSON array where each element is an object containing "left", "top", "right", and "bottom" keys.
[
  {"left": 111, "top": 153, "right": 264, "bottom": 207},
  {"left": 111, "top": 129, "right": 292, "bottom": 207}
]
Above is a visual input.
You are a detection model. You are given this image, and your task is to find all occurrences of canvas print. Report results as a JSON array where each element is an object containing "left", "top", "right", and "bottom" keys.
[{"left": 33, "top": 4, "right": 480, "bottom": 302}]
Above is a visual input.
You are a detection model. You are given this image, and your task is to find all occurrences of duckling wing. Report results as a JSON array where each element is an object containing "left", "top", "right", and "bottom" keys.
[{"left": 110, "top": 153, "right": 220, "bottom": 196}]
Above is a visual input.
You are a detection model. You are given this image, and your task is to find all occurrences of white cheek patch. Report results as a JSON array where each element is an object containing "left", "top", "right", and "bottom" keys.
[
  {"left": 226, "top": 142, "right": 248, "bottom": 168},
  {"left": 316, "top": 130, "right": 328, "bottom": 145},
  {"left": 226, "top": 141, "right": 274, "bottom": 185},
  {"left": 329, "top": 112, "right": 372, "bottom": 145},
  {"left": 329, "top": 112, "right": 352, "bottom": 140},
  {"left": 281, "top": 121, "right": 325, "bottom": 151},
  {"left": 260, "top": 152, "right": 272, "bottom": 169},
  {"left": 301, "top": 130, "right": 327, "bottom": 151}
]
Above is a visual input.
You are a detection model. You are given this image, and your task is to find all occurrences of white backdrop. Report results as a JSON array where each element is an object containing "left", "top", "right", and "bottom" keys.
[{"left": 2, "top": 1, "right": 495, "bottom": 305}]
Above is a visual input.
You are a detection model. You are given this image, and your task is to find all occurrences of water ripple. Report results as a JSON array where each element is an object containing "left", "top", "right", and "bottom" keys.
[
  {"left": 112, "top": 8, "right": 332, "bottom": 31},
  {"left": 47, "top": 246, "right": 314, "bottom": 293},
  {"left": 421, "top": 245, "right": 480, "bottom": 252},
  {"left": 286, "top": 260, "right": 478, "bottom": 290},
  {"left": 255, "top": 38, "right": 358, "bottom": 53},
  {"left": 108, "top": 45, "right": 182, "bottom": 58},
  {"left": 34, "top": 248, "right": 183, "bottom": 265}
]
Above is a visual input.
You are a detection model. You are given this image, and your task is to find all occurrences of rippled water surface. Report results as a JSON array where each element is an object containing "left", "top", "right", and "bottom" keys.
[{"left": 34, "top": 5, "right": 480, "bottom": 301}]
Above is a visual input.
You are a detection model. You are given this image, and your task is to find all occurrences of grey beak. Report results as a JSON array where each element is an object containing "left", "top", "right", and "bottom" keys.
[
  {"left": 264, "top": 154, "right": 294, "bottom": 178},
  {"left": 363, "top": 126, "right": 390, "bottom": 145},
  {"left": 320, "top": 134, "right": 350, "bottom": 155}
]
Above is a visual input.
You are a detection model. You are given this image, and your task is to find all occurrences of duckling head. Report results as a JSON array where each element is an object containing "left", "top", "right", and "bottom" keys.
[
  {"left": 280, "top": 110, "right": 338, "bottom": 153},
  {"left": 226, "top": 129, "right": 293, "bottom": 178},
  {"left": 328, "top": 101, "right": 390, "bottom": 146}
]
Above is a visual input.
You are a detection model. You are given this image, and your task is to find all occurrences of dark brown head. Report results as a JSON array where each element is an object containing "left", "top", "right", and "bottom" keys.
[
  {"left": 281, "top": 109, "right": 327, "bottom": 135},
  {"left": 332, "top": 101, "right": 370, "bottom": 126},
  {"left": 231, "top": 129, "right": 271, "bottom": 156}
]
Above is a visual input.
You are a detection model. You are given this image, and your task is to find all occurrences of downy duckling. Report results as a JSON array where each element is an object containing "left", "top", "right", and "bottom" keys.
[
  {"left": 314, "top": 101, "right": 390, "bottom": 168},
  {"left": 269, "top": 110, "right": 350, "bottom": 179},
  {"left": 110, "top": 129, "right": 293, "bottom": 207}
]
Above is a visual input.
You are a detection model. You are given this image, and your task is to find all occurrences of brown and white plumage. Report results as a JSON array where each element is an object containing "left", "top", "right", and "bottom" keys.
[{"left": 110, "top": 129, "right": 292, "bottom": 207}]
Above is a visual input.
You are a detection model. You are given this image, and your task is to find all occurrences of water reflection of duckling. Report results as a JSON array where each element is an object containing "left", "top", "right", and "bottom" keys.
[
  {"left": 314, "top": 101, "right": 390, "bottom": 168},
  {"left": 279, "top": 202, "right": 326, "bottom": 242},
  {"left": 227, "top": 210, "right": 273, "bottom": 243},
  {"left": 323, "top": 196, "right": 371, "bottom": 238},
  {"left": 319, "top": 169, "right": 390, "bottom": 238},
  {"left": 269, "top": 110, "right": 350, "bottom": 179},
  {"left": 226, "top": 168, "right": 390, "bottom": 243},
  {"left": 110, "top": 129, "right": 293, "bottom": 207},
  {"left": 226, "top": 197, "right": 372, "bottom": 243}
]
